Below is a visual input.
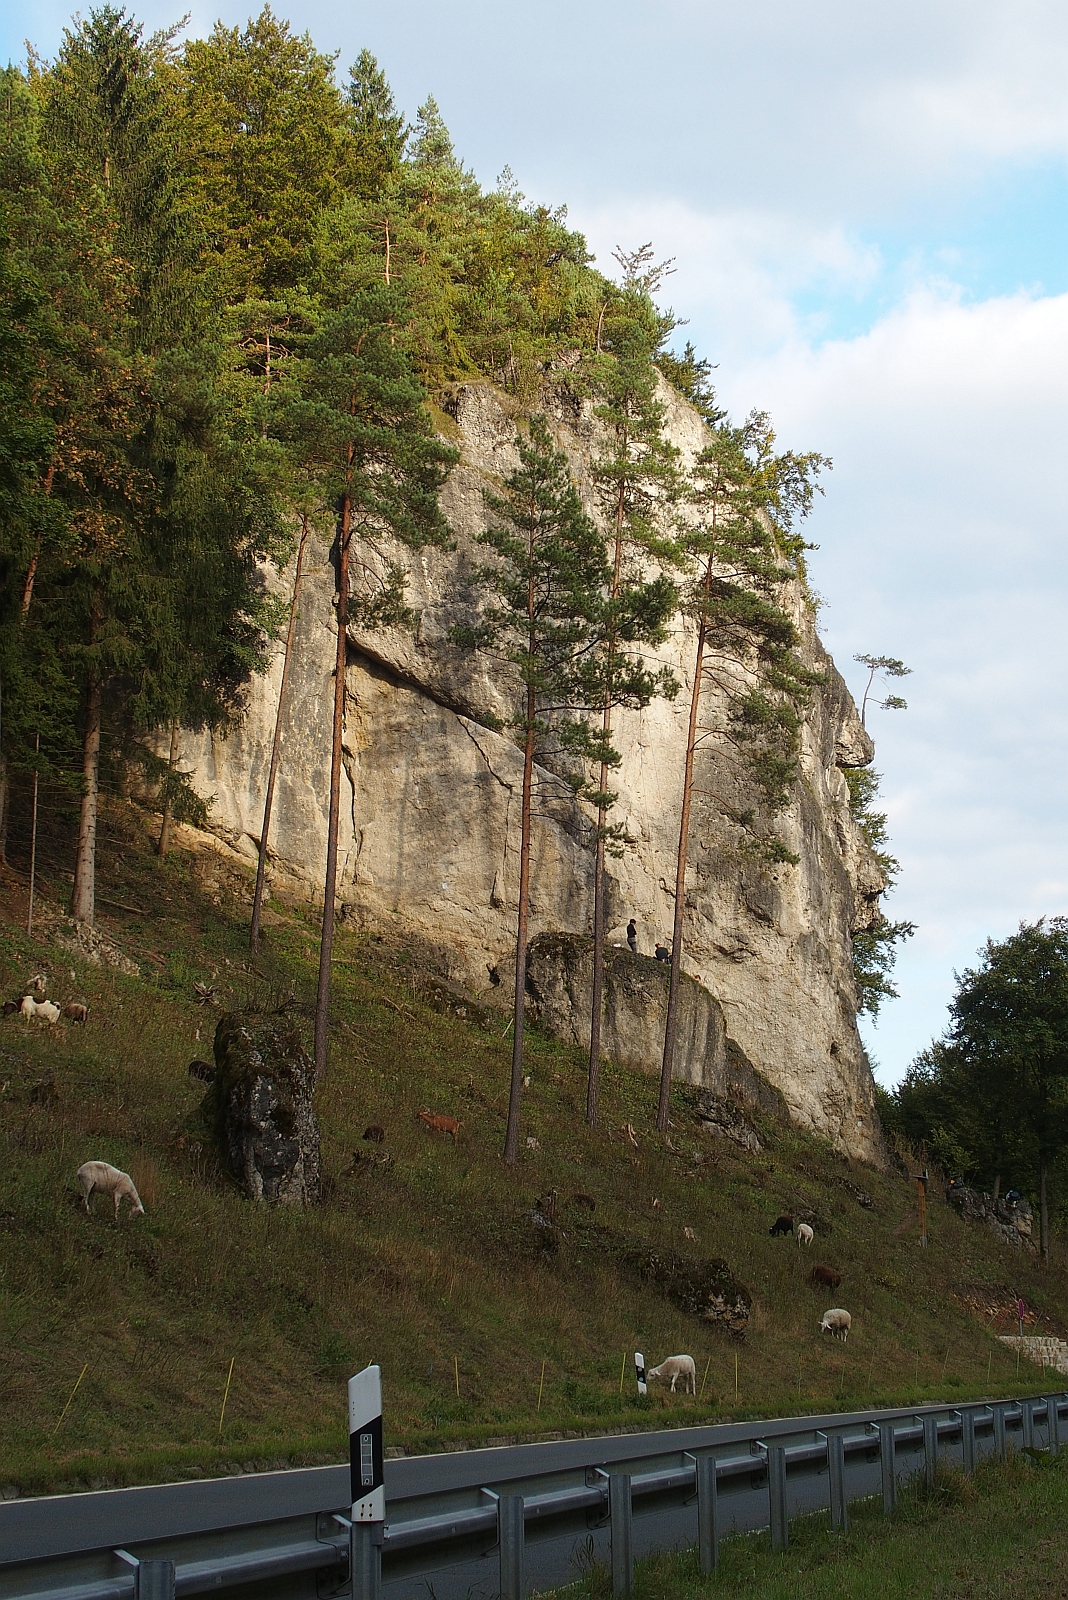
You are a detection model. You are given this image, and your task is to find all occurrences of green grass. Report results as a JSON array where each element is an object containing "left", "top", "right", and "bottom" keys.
[
  {"left": 0, "top": 800, "right": 1066, "bottom": 1497},
  {"left": 548, "top": 1451, "right": 1068, "bottom": 1600}
]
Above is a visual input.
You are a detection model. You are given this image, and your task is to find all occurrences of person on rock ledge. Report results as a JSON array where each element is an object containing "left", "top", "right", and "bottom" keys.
[
  {"left": 627, "top": 919, "right": 638, "bottom": 954},
  {"left": 655, "top": 941, "right": 671, "bottom": 962}
]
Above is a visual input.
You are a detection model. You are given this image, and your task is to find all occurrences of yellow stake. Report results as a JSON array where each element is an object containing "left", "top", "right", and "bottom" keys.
[
  {"left": 619, "top": 1351, "right": 627, "bottom": 1394},
  {"left": 454, "top": 1355, "right": 460, "bottom": 1399},
  {"left": 699, "top": 1355, "right": 712, "bottom": 1401},
  {"left": 53, "top": 1363, "right": 89, "bottom": 1436},
  {"left": 537, "top": 1359, "right": 546, "bottom": 1413},
  {"left": 218, "top": 1356, "right": 235, "bottom": 1437}
]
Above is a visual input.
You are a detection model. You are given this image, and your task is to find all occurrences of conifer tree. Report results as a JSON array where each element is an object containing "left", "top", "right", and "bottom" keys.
[
  {"left": 450, "top": 415, "right": 621, "bottom": 1165},
  {"left": 289, "top": 264, "right": 456, "bottom": 1080},
  {"left": 584, "top": 252, "right": 680, "bottom": 1125},
  {"left": 346, "top": 51, "right": 406, "bottom": 199},
  {"left": 657, "top": 410, "right": 827, "bottom": 1130}
]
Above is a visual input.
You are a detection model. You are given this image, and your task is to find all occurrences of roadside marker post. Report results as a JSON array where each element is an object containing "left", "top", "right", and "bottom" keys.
[
  {"left": 348, "top": 1365, "right": 384, "bottom": 1600},
  {"left": 634, "top": 1352, "right": 647, "bottom": 1396}
]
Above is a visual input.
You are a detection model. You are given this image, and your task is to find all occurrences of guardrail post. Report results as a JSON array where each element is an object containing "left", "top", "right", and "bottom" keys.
[
  {"left": 824, "top": 1433, "right": 848, "bottom": 1533},
  {"left": 609, "top": 1473, "right": 632, "bottom": 1599},
  {"left": 878, "top": 1422, "right": 897, "bottom": 1514},
  {"left": 135, "top": 1562, "right": 175, "bottom": 1600},
  {"left": 768, "top": 1445, "right": 788, "bottom": 1552},
  {"left": 498, "top": 1495, "right": 524, "bottom": 1600},
  {"left": 696, "top": 1455, "right": 718, "bottom": 1573},
  {"left": 921, "top": 1414, "right": 938, "bottom": 1488},
  {"left": 957, "top": 1409, "right": 976, "bottom": 1475},
  {"left": 1021, "top": 1399, "right": 1035, "bottom": 1450},
  {"left": 1046, "top": 1394, "right": 1063, "bottom": 1454},
  {"left": 992, "top": 1402, "right": 1007, "bottom": 1459}
]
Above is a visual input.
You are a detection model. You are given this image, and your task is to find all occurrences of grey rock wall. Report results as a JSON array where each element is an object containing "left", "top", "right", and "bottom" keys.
[{"left": 178, "top": 380, "right": 888, "bottom": 1163}]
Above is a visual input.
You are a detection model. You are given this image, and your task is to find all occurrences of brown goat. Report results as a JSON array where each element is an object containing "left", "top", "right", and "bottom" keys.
[
  {"left": 811, "top": 1264, "right": 843, "bottom": 1290},
  {"left": 62, "top": 1002, "right": 89, "bottom": 1024},
  {"left": 418, "top": 1110, "right": 462, "bottom": 1141}
]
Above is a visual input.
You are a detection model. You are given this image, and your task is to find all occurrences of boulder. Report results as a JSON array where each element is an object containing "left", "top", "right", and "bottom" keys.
[
  {"left": 209, "top": 1013, "right": 320, "bottom": 1206},
  {"left": 945, "top": 1182, "right": 1036, "bottom": 1250}
]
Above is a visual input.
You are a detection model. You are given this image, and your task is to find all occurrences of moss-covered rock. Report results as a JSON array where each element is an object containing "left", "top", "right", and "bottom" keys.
[{"left": 207, "top": 1012, "right": 320, "bottom": 1206}]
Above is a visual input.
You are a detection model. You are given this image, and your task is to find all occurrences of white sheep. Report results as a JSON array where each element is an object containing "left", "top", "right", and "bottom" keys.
[
  {"left": 20, "top": 996, "right": 60, "bottom": 1023},
  {"left": 797, "top": 1222, "right": 814, "bottom": 1246},
  {"left": 820, "top": 1308, "right": 851, "bottom": 1342},
  {"left": 77, "top": 1161, "right": 145, "bottom": 1220},
  {"left": 646, "top": 1354, "right": 697, "bottom": 1393}
]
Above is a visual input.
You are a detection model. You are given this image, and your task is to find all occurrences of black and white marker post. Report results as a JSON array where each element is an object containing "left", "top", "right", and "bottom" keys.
[
  {"left": 348, "top": 1365, "right": 384, "bottom": 1600},
  {"left": 634, "top": 1352, "right": 647, "bottom": 1396}
]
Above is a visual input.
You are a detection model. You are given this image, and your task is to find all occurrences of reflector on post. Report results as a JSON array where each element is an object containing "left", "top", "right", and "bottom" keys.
[
  {"left": 349, "top": 1364, "right": 384, "bottom": 1522},
  {"left": 634, "top": 1352, "right": 647, "bottom": 1396}
]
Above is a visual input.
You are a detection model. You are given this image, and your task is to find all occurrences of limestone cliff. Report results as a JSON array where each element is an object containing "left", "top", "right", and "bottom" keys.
[{"left": 178, "top": 380, "right": 888, "bottom": 1162}]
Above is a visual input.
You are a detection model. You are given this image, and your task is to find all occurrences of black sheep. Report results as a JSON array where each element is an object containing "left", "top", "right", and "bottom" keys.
[{"left": 769, "top": 1213, "right": 794, "bottom": 1237}]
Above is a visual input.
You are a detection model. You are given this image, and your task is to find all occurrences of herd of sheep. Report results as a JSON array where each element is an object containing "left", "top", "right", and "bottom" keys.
[{"left": 7, "top": 973, "right": 853, "bottom": 1396}]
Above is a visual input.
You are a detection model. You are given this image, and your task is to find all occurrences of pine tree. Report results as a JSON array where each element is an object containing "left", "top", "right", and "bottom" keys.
[
  {"left": 584, "top": 254, "right": 680, "bottom": 1125},
  {"left": 288, "top": 264, "right": 456, "bottom": 1080},
  {"left": 450, "top": 415, "right": 621, "bottom": 1165},
  {"left": 657, "top": 409, "right": 827, "bottom": 1130}
]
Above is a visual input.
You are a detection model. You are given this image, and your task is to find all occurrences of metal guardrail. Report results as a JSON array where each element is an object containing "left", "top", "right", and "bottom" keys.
[{"left": 1, "top": 1392, "right": 1063, "bottom": 1600}]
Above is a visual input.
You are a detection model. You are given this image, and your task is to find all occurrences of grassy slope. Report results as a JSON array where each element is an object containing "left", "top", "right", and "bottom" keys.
[
  {"left": 0, "top": 803, "right": 1066, "bottom": 1496},
  {"left": 549, "top": 1452, "right": 1068, "bottom": 1600}
]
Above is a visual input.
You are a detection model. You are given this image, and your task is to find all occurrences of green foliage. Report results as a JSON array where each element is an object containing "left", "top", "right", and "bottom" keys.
[
  {"left": 676, "top": 409, "right": 826, "bottom": 863},
  {"left": 891, "top": 919, "right": 1068, "bottom": 1229},
  {"left": 843, "top": 767, "right": 914, "bottom": 1016}
]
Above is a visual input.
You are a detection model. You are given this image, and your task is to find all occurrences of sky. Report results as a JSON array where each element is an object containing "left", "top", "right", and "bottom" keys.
[{"left": 5, "top": 1, "right": 1068, "bottom": 1085}]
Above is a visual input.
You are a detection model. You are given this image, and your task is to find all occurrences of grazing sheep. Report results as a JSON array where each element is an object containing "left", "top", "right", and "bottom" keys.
[
  {"left": 769, "top": 1213, "right": 794, "bottom": 1237},
  {"left": 820, "top": 1308, "right": 851, "bottom": 1342},
  {"left": 811, "top": 1264, "right": 842, "bottom": 1289},
  {"left": 796, "top": 1223, "right": 814, "bottom": 1247},
  {"left": 20, "top": 997, "right": 60, "bottom": 1023},
  {"left": 362, "top": 1125, "right": 385, "bottom": 1144},
  {"left": 418, "top": 1110, "right": 462, "bottom": 1141},
  {"left": 77, "top": 1161, "right": 145, "bottom": 1220},
  {"left": 646, "top": 1354, "right": 697, "bottom": 1394},
  {"left": 2, "top": 999, "right": 19, "bottom": 1016},
  {"left": 62, "top": 1002, "right": 89, "bottom": 1024}
]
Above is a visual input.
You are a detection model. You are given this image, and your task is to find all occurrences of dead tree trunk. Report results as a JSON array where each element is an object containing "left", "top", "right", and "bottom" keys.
[
  {"left": 156, "top": 719, "right": 179, "bottom": 857},
  {"left": 313, "top": 501, "right": 351, "bottom": 1083},
  {"left": 250, "top": 517, "right": 310, "bottom": 952},
  {"left": 658, "top": 612, "right": 708, "bottom": 1132},
  {"left": 72, "top": 669, "right": 102, "bottom": 925}
]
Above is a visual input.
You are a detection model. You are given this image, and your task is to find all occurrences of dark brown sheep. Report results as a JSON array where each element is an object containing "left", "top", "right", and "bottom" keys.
[
  {"left": 769, "top": 1213, "right": 794, "bottom": 1237},
  {"left": 811, "top": 1264, "right": 843, "bottom": 1289}
]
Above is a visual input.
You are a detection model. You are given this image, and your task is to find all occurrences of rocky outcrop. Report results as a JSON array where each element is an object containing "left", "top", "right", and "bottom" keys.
[
  {"left": 946, "top": 1182, "right": 1036, "bottom": 1250},
  {"left": 525, "top": 933, "right": 787, "bottom": 1124},
  {"left": 176, "top": 379, "right": 888, "bottom": 1162},
  {"left": 209, "top": 1013, "right": 320, "bottom": 1207}
]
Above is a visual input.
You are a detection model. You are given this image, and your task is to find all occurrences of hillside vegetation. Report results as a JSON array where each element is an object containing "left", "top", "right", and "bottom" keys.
[{"left": 0, "top": 806, "right": 1065, "bottom": 1497}]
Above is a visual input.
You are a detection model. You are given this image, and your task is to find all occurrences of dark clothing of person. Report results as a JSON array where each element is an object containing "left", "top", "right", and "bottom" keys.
[
  {"left": 655, "top": 944, "right": 670, "bottom": 962},
  {"left": 627, "top": 920, "right": 638, "bottom": 954}
]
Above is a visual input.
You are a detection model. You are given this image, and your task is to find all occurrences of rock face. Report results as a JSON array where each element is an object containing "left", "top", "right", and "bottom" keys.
[
  {"left": 946, "top": 1182, "right": 1036, "bottom": 1250},
  {"left": 210, "top": 1014, "right": 320, "bottom": 1206},
  {"left": 178, "top": 380, "right": 888, "bottom": 1162}
]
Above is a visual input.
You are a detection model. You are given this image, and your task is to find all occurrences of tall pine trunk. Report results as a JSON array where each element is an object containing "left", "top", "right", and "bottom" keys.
[
  {"left": 1040, "top": 1160, "right": 1049, "bottom": 1261},
  {"left": 504, "top": 678, "right": 536, "bottom": 1168},
  {"left": 251, "top": 517, "right": 309, "bottom": 953},
  {"left": 587, "top": 476, "right": 626, "bottom": 1126},
  {"left": 313, "top": 499, "right": 351, "bottom": 1082},
  {"left": 156, "top": 719, "right": 179, "bottom": 856},
  {"left": 658, "top": 612, "right": 708, "bottom": 1132},
  {"left": 72, "top": 669, "right": 102, "bottom": 925}
]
